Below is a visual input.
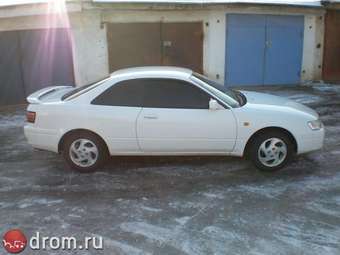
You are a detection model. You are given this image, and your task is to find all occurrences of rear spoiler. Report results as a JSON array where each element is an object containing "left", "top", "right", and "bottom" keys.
[{"left": 27, "top": 86, "right": 72, "bottom": 104}]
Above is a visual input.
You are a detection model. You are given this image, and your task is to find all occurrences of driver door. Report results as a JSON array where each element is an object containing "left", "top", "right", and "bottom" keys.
[{"left": 136, "top": 78, "right": 237, "bottom": 153}]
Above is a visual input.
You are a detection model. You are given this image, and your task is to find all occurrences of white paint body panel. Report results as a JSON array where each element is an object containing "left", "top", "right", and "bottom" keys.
[
  {"left": 137, "top": 107, "right": 237, "bottom": 153},
  {"left": 24, "top": 67, "right": 324, "bottom": 158}
]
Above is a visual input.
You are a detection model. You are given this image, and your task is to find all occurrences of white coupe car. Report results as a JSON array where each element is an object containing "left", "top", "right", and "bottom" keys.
[{"left": 24, "top": 67, "right": 324, "bottom": 172}]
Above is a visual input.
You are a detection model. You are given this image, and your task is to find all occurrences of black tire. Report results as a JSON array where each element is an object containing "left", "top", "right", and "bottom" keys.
[
  {"left": 248, "top": 131, "right": 294, "bottom": 172},
  {"left": 62, "top": 131, "right": 109, "bottom": 173}
]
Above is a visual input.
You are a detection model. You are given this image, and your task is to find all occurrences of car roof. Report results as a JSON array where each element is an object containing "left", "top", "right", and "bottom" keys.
[{"left": 111, "top": 66, "right": 193, "bottom": 80}]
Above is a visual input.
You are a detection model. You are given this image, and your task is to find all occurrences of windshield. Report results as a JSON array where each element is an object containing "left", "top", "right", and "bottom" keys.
[
  {"left": 62, "top": 76, "right": 110, "bottom": 100},
  {"left": 192, "top": 73, "right": 244, "bottom": 108}
]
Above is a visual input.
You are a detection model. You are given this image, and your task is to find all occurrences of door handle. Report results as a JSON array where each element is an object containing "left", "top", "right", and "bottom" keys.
[{"left": 144, "top": 115, "right": 158, "bottom": 120}]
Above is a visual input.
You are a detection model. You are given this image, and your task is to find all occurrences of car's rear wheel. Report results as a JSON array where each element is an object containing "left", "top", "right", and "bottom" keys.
[
  {"left": 249, "top": 131, "right": 294, "bottom": 172},
  {"left": 63, "top": 132, "right": 109, "bottom": 173}
]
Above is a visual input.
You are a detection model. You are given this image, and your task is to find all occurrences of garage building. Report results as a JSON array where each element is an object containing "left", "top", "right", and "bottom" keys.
[
  {"left": 0, "top": 0, "right": 326, "bottom": 105},
  {"left": 322, "top": 0, "right": 340, "bottom": 83}
]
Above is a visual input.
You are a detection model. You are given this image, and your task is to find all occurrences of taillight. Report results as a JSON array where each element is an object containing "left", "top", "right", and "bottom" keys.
[{"left": 26, "top": 111, "right": 36, "bottom": 123}]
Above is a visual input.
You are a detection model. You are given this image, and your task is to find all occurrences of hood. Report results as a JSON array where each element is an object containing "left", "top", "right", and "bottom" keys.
[{"left": 240, "top": 90, "right": 319, "bottom": 119}]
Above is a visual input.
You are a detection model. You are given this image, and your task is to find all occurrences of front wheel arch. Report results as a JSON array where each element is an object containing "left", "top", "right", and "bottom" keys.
[
  {"left": 58, "top": 129, "right": 110, "bottom": 155},
  {"left": 244, "top": 127, "right": 297, "bottom": 158}
]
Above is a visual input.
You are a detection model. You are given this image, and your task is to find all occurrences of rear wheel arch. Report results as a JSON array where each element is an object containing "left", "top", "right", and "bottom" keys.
[
  {"left": 58, "top": 129, "right": 109, "bottom": 155},
  {"left": 244, "top": 127, "right": 298, "bottom": 157}
]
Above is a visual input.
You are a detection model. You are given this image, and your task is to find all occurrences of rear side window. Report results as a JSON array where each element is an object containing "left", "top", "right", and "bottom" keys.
[
  {"left": 91, "top": 79, "right": 144, "bottom": 107},
  {"left": 143, "top": 79, "right": 210, "bottom": 109}
]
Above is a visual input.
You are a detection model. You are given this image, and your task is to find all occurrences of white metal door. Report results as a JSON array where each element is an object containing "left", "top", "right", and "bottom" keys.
[{"left": 137, "top": 108, "right": 237, "bottom": 153}]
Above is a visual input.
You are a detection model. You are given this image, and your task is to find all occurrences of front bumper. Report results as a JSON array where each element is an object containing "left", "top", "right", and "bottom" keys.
[
  {"left": 24, "top": 125, "right": 60, "bottom": 153},
  {"left": 297, "top": 127, "right": 325, "bottom": 154}
]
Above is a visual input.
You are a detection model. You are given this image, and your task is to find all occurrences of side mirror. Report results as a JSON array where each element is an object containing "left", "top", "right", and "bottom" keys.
[{"left": 209, "top": 98, "right": 222, "bottom": 110}]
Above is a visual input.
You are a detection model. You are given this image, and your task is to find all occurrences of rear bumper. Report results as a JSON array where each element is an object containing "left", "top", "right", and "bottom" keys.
[
  {"left": 24, "top": 125, "right": 60, "bottom": 153},
  {"left": 297, "top": 128, "right": 325, "bottom": 154}
]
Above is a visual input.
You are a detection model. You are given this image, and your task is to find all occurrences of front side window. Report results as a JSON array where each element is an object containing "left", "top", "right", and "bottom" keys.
[
  {"left": 142, "top": 78, "right": 210, "bottom": 109},
  {"left": 192, "top": 73, "right": 241, "bottom": 107}
]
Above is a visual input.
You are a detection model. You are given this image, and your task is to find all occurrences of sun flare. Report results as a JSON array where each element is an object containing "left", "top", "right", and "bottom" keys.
[{"left": 47, "top": 0, "right": 67, "bottom": 15}]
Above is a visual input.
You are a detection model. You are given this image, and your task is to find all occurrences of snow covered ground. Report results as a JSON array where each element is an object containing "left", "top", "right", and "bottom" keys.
[{"left": 0, "top": 84, "right": 339, "bottom": 254}]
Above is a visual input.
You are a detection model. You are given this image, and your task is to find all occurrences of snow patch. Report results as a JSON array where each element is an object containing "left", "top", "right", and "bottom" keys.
[
  {"left": 292, "top": 174, "right": 340, "bottom": 192},
  {"left": 238, "top": 183, "right": 286, "bottom": 199},
  {"left": 120, "top": 222, "right": 204, "bottom": 254},
  {"left": 68, "top": 214, "right": 82, "bottom": 218},
  {"left": 273, "top": 217, "right": 340, "bottom": 248},
  {"left": 202, "top": 192, "right": 225, "bottom": 200},
  {"left": 43, "top": 215, "right": 71, "bottom": 230},
  {"left": 286, "top": 94, "right": 322, "bottom": 104},
  {"left": 313, "top": 84, "right": 340, "bottom": 93},
  {"left": 334, "top": 196, "right": 340, "bottom": 206},
  {"left": 202, "top": 226, "right": 241, "bottom": 241},
  {"left": 120, "top": 222, "right": 173, "bottom": 244},
  {"left": 18, "top": 198, "right": 64, "bottom": 208},
  {"left": 306, "top": 201, "right": 340, "bottom": 218},
  {"left": 0, "top": 202, "right": 14, "bottom": 209},
  {"left": 140, "top": 206, "right": 163, "bottom": 213},
  {"left": 169, "top": 201, "right": 207, "bottom": 210},
  {"left": 0, "top": 114, "right": 25, "bottom": 128},
  {"left": 175, "top": 216, "right": 191, "bottom": 226}
]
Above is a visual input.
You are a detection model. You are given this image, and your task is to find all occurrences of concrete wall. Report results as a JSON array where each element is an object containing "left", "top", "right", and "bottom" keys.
[
  {"left": 301, "top": 14, "right": 325, "bottom": 81},
  {"left": 0, "top": 3, "right": 326, "bottom": 86},
  {"left": 70, "top": 11, "right": 109, "bottom": 86}
]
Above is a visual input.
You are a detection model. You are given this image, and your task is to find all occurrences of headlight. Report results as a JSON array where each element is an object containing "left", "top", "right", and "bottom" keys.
[{"left": 308, "top": 120, "right": 323, "bottom": 130}]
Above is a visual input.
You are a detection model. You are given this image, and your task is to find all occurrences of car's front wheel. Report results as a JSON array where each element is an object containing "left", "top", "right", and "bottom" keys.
[
  {"left": 63, "top": 132, "right": 109, "bottom": 173},
  {"left": 249, "top": 131, "right": 294, "bottom": 171}
]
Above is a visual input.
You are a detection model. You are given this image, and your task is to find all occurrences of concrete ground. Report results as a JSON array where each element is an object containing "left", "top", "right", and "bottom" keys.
[{"left": 0, "top": 84, "right": 340, "bottom": 255}]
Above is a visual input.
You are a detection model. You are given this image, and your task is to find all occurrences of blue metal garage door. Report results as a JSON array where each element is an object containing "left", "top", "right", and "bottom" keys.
[{"left": 225, "top": 14, "right": 304, "bottom": 86}]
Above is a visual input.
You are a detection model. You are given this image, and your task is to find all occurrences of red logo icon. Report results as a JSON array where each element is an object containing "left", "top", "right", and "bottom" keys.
[{"left": 2, "top": 229, "right": 27, "bottom": 254}]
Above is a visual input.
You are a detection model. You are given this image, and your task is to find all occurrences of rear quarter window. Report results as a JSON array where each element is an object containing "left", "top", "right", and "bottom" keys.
[
  {"left": 91, "top": 79, "right": 144, "bottom": 107},
  {"left": 62, "top": 77, "right": 109, "bottom": 101}
]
